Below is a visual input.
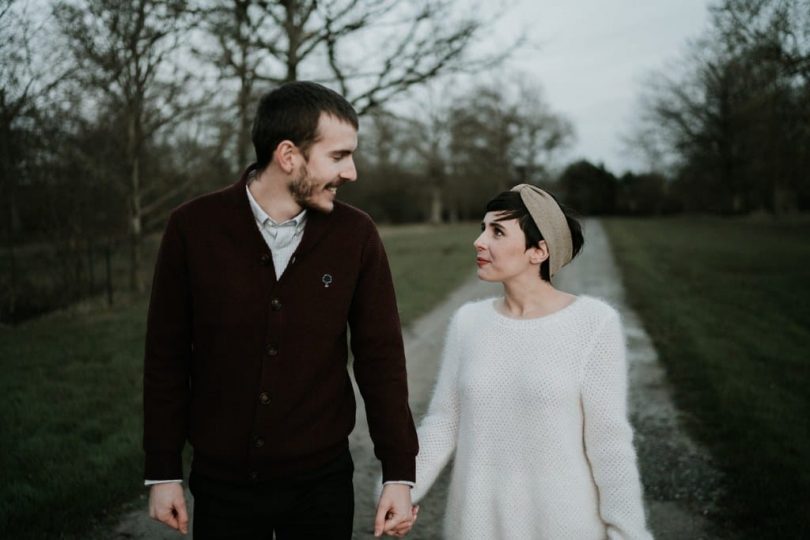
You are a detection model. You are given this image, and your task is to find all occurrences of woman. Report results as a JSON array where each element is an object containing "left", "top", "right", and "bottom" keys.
[{"left": 410, "top": 185, "right": 652, "bottom": 539}]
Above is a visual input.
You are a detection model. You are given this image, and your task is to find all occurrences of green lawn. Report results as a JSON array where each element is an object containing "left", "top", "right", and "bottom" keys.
[
  {"left": 382, "top": 223, "right": 479, "bottom": 325},
  {"left": 0, "top": 222, "right": 478, "bottom": 540},
  {"left": 603, "top": 217, "right": 810, "bottom": 539}
]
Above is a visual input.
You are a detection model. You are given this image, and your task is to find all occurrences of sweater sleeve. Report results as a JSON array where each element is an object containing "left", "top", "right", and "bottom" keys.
[
  {"left": 350, "top": 224, "right": 418, "bottom": 483},
  {"left": 142, "top": 212, "right": 193, "bottom": 481},
  {"left": 581, "top": 311, "right": 652, "bottom": 540},
  {"left": 410, "top": 310, "right": 463, "bottom": 503}
]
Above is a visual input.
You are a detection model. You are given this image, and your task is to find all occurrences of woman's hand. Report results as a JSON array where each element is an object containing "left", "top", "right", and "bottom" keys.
[
  {"left": 374, "top": 484, "right": 417, "bottom": 537},
  {"left": 387, "top": 505, "right": 419, "bottom": 538}
]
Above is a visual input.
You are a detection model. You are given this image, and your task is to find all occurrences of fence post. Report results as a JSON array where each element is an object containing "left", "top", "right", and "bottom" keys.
[
  {"left": 7, "top": 242, "right": 17, "bottom": 321},
  {"left": 105, "top": 242, "right": 114, "bottom": 307},
  {"left": 87, "top": 238, "right": 95, "bottom": 295}
]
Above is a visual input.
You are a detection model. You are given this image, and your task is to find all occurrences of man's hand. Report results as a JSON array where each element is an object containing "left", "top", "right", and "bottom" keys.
[
  {"left": 148, "top": 482, "right": 189, "bottom": 535},
  {"left": 374, "top": 484, "right": 415, "bottom": 537}
]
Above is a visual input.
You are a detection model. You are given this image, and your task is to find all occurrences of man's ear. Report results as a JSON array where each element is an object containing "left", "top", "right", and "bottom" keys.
[
  {"left": 273, "top": 140, "right": 299, "bottom": 174},
  {"left": 528, "top": 240, "right": 549, "bottom": 265}
]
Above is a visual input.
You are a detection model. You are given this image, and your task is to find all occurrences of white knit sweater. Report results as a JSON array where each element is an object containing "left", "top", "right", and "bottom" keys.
[{"left": 412, "top": 295, "right": 652, "bottom": 540}]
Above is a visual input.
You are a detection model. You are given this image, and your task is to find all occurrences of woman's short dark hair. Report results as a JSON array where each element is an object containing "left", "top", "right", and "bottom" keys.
[
  {"left": 251, "top": 81, "right": 359, "bottom": 170},
  {"left": 485, "top": 189, "right": 584, "bottom": 281}
]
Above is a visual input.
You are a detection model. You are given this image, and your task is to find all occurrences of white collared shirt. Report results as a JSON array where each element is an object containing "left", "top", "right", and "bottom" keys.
[{"left": 245, "top": 185, "right": 307, "bottom": 279}]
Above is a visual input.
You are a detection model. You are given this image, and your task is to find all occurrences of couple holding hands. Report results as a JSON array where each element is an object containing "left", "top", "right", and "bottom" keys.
[{"left": 143, "top": 81, "right": 651, "bottom": 539}]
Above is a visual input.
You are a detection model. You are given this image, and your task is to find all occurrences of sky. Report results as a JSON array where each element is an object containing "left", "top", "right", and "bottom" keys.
[
  {"left": 15, "top": 0, "right": 711, "bottom": 176},
  {"left": 492, "top": 0, "right": 712, "bottom": 174}
]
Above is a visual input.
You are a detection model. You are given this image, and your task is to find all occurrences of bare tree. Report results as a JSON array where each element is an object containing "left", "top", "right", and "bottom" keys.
[
  {"left": 0, "top": 0, "right": 65, "bottom": 318},
  {"left": 193, "top": 0, "right": 516, "bottom": 170},
  {"left": 414, "top": 105, "right": 453, "bottom": 224},
  {"left": 192, "top": 0, "right": 268, "bottom": 169},
  {"left": 0, "top": 0, "right": 30, "bottom": 318},
  {"left": 54, "top": 0, "right": 197, "bottom": 292},
  {"left": 638, "top": 45, "right": 751, "bottom": 211},
  {"left": 632, "top": 0, "right": 810, "bottom": 214},
  {"left": 510, "top": 82, "right": 575, "bottom": 185},
  {"left": 712, "top": 0, "right": 809, "bottom": 81},
  {"left": 711, "top": 0, "right": 810, "bottom": 212},
  {"left": 444, "top": 79, "right": 572, "bottom": 220}
]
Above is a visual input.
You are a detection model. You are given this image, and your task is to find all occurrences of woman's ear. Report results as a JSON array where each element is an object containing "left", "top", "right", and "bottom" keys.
[
  {"left": 273, "top": 140, "right": 299, "bottom": 174},
  {"left": 528, "top": 240, "right": 549, "bottom": 265}
]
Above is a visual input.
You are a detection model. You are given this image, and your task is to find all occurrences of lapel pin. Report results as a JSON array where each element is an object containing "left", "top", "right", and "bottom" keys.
[{"left": 322, "top": 274, "right": 333, "bottom": 288}]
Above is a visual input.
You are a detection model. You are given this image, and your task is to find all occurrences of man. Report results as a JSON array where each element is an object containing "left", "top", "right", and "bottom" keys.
[{"left": 143, "top": 81, "right": 418, "bottom": 539}]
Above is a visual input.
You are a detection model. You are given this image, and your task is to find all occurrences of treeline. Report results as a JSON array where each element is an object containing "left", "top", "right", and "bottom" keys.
[
  {"left": 352, "top": 0, "right": 810, "bottom": 220},
  {"left": 4, "top": 0, "right": 807, "bottom": 323},
  {"left": 1, "top": 0, "right": 554, "bottom": 323},
  {"left": 632, "top": 0, "right": 810, "bottom": 214},
  {"left": 344, "top": 84, "right": 573, "bottom": 223}
]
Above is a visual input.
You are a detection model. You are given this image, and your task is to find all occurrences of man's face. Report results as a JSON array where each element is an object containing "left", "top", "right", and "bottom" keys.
[{"left": 288, "top": 113, "right": 358, "bottom": 213}]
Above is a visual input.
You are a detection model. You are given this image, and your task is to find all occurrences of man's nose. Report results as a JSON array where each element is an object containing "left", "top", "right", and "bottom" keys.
[{"left": 342, "top": 158, "right": 357, "bottom": 182}]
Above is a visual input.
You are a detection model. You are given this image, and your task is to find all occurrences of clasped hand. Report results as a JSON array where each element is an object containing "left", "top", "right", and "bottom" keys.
[{"left": 374, "top": 484, "right": 419, "bottom": 537}]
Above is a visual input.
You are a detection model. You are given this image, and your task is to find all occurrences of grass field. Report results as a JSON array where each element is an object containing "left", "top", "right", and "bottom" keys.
[
  {"left": 603, "top": 217, "right": 810, "bottom": 538},
  {"left": 0, "top": 222, "right": 478, "bottom": 540},
  {"left": 0, "top": 237, "right": 162, "bottom": 324},
  {"left": 382, "top": 223, "right": 479, "bottom": 325}
]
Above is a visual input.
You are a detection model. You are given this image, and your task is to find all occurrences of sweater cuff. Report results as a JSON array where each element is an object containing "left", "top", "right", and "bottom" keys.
[
  {"left": 383, "top": 480, "right": 415, "bottom": 488},
  {"left": 144, "top": 479, "right": 183, "bottom": 486},
  {"left": 144, "top": 451, "right": 183, "bottom": 481},
  {"left": 381, "top": 454, "right": 416, "bottom": 483}
]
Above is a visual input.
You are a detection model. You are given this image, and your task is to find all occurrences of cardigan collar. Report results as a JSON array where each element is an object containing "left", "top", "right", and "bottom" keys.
[{"left": 225, "top": 164, "right": 334, "bottom": 260}]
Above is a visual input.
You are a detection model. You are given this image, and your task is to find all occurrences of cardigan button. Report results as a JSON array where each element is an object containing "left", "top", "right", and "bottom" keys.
[
  {"left": 258, "top": 392, "right": 271, "bottom": 405},
  {"left": 260, "top": 253, "right": 271, "bottom": 266},
  {"left": 248, "top": 471, "right": 259, "bottom": 482},
  {"left": 253, "top": 436, "right": 265, "bottom": 448},
  {"left": 270, "top": 298, "right": 282, "bottom": 311},
  {"left": 266, "top": 345, "right": 278, "bottom": 356}
]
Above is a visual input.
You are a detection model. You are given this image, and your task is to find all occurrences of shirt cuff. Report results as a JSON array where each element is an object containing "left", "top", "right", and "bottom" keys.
[
  {"left": 383, "top": 480, "right": 415, "bottom": 488},
  {"left": 144, "top": 479, "right": 183, "bottom": 486}
]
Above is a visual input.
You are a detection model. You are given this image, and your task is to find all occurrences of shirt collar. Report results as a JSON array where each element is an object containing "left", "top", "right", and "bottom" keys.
[{"left": 245, "top": 185, "right": 307, "bottom": 229}]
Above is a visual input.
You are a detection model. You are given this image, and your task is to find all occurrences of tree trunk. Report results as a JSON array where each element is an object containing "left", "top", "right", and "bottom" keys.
[
  {"left": 284, "top": 0, "right": 300, "bottom": 82},
  {"left": 6, "top": 242, "right": 17, "bottom": 320},
  {"left": 1, "top": 124, "right": 17, "bottom": 318},
  {"left": 773, "top": 183, "right": 798, "bottom": 215},
  {"left": 429, "top": 184, "right": 443, "bottom": 224},
  {"left": 130, "top": 157, "right": 145, "bottom": 294},
  {"left": 86, "top": 237, "right": 95, "bottom": 295},
  {"left": 237, "top": 75, "right": 252, "bottom": 169},
  {"left": 125, "top": 98, "right": 146, "bottom": 294},
  {"left": 428, "top": 160, "right": 445, "bottom": 225},
  {"left": 236, "top": 8, "right": 252, "bottom": 170},
  {"left": 105, "top": 241, "right": 114, "bottom": 306}
]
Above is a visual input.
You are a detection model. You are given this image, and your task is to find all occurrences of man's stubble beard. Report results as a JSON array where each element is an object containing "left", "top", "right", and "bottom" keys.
[{"left": 288, "top": 163, "right": 318, "bottom": 209}]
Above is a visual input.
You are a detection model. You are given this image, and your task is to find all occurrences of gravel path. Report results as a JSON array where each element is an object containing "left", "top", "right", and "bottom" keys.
[{"left": 112, "top": 219, "right": 723, "bottom": 539}]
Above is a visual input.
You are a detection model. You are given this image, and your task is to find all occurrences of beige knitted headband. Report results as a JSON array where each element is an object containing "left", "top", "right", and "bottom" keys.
[{"left": 510, "top": 184, "right": 573, "bottom": 278}]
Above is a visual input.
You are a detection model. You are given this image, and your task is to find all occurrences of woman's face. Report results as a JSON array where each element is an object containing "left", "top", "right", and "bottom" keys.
[{"left": 474, "top": 212, "right": 545, "bottom": 282}]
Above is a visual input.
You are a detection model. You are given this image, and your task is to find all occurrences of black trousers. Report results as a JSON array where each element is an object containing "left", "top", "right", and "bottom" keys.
[{"left": 189, "top": 450, "right": 354, "bottom": 540}]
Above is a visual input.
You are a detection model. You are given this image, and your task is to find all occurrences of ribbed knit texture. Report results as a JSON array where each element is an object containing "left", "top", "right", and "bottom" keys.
[{"left": 413, "top": 295, "right": 652, "bottom": 540}]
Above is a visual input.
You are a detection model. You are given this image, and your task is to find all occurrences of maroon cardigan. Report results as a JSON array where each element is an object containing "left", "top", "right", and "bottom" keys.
[{"left": 143, "top": 173, "right": 418, "bottom": 483}]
